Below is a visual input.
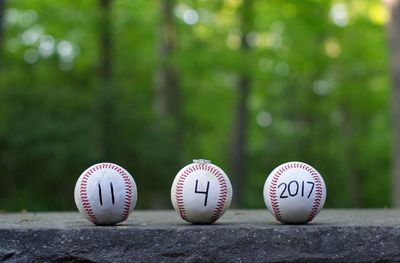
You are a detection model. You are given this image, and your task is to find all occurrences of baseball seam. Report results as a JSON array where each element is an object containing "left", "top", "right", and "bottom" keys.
[
  {"left": 79, "top": 163, "right": 134, "bottom": 224},
  {"left": 80, "top": 169, "right": 98, "bottom": 224},
  {"left": 269, "top": 165, "right": 284, "bottom": 222},
  {"left": 269, "top": 162, "right": 323, "bottom": 223},
  {"left": 175, "top": 167, "right": 190, "bottom": 221},
  {"left": 174, "top": 163, "right": 228, "bottom": 223},
  {"left": 304, "top": 164, "right": 323, "bottom": 222},
  {"left": 208, "top": 165, "right": 228, "bottom": 223}
]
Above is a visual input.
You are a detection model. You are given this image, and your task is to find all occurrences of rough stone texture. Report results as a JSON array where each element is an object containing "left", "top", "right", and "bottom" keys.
[{"left": 1, "top": 209, "right": 400, "bottom": 262}]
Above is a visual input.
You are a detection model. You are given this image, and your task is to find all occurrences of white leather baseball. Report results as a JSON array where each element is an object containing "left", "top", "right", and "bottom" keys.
[
  {"left": 263, "top": 161, "right": 326, "bottom": 224},
  {"left": 171, "top": 159, "right": 233, "bottom": 224},
  {"left": 74, "top": 163, "right": 137, "bottom": 225}
]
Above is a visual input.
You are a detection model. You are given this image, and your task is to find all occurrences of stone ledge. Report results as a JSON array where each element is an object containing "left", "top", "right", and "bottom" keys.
[{"left": 0, "top": 209, "right": 399, "bottom": 262}]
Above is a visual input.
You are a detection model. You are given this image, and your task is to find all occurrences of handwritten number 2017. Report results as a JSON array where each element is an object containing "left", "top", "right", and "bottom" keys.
[{"left": 278, "top": 181, "right": 315, "bottom": 199}]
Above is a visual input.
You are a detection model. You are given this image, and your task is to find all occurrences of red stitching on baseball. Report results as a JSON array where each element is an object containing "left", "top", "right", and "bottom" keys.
[
  {"left": 79, "top": 172, "right": 98, "bottom": 224},
  {"left": 175, "top": 167, "right": 190, "bottom": 221},
  {"left": 307, "top": 167, "right": 323, "bottom": 222},
  {"left": 209, "top": 166, "right": 228, "bottom": 223},
  {"left": 269, "top": 165, "right": 284, "bottom": 222},
  {"left": 120, "top": 169, "right": 134, "bottom": 220}
]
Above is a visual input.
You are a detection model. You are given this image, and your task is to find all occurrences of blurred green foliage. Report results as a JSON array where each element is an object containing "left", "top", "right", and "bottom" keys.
[{"left": 0, "top": 0, "right": 391, "bottom": 211}]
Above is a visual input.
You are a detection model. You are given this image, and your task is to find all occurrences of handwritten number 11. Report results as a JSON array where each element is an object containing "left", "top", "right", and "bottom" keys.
[{"left": 98, "top": 182, "right": 116, "bottom": 205}]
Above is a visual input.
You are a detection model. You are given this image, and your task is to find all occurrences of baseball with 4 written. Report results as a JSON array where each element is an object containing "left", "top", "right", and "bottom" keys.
[{"left": 171, "top": 159, "right": 233, "bottom": 224}]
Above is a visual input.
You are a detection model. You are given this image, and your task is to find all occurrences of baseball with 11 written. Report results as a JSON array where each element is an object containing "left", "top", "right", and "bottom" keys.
[{"left": 74, "top": 162, "right": 137, "bottom": 225}]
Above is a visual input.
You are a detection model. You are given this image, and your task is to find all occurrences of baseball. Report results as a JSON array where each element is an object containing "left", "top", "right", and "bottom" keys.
[
  {"left": 263, "top": 161, "right": 326, "bottom": 224},
  {"left": 74, "top": 162, "right": 137, "bottom": 225},
  {"left": 171, "top": 159, "right": 233, "bottom": 224}
]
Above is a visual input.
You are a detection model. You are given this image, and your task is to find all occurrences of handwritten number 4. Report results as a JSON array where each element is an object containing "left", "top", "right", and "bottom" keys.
[{"left": 195, "top": 180, "right": 210, "bottom": 206}]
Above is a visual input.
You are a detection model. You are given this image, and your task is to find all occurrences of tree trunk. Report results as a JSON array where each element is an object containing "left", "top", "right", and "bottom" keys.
[
  {"left": 0, "top": 0, "right": 6, "bottom": 62},
  {"left": 341, "top": 108, "right": 363, "bottom": 207},
  {"left": 154, "top": 0, "right": 182, "bottom": 133},
  {"left": 152, "top": 0, "right": 182, "bottom": 208},
  {"left": 99, "top": 0, "right": 112, "bottom": 83},
  {"left": 229, "top": 0, "right": 253, "bottom": 208},
  {"left": 95, "top": 0, "right": 114, "bottom": 160},
  {"left": 387, "top": 0, "right": 400, "bottom": 207}
]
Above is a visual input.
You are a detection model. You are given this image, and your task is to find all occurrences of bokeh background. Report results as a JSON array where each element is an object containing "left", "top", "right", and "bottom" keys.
[{"left": 0, "top": 0, "right": 398, "bottom": 211}]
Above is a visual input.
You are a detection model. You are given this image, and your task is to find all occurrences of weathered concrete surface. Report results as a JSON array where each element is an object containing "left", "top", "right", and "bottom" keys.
[{"left": 1, "top": 209, "right": 400, "bottom": 262}]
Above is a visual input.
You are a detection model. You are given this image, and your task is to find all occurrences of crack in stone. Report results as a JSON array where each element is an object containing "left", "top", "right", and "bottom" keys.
[
  {"left": 52, "top": 256, "right": 96, "bottom": 263},
  {"left": 0, "top": 250, "right": 16, "bottom": 261}
]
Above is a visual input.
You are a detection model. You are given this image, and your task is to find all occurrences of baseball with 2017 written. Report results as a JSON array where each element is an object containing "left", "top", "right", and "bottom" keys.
[{"left": 263, "top": 161, "right": 326, "bottom": 224}]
